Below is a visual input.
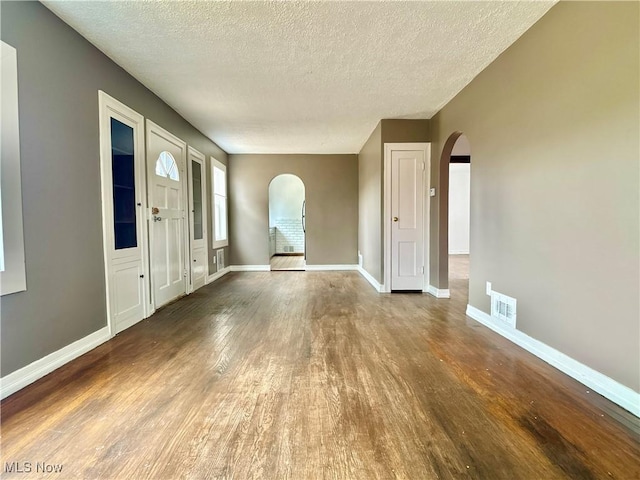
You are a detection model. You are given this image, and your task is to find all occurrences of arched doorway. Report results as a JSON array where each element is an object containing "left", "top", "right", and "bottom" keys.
[
  {"left": 438, "top": 133, "right": 471, "bottom": 293},
  {"left": 268, "top": 174, "right": 306, "bottom": 271}
]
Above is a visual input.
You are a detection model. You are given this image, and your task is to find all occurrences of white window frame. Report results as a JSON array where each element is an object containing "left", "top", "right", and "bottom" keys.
[
  {"left": 211, "top": 157, "right": 228, "bottom": 249},
  {"left": 1, "top": 41, "right": 27, "bottom": 296}
]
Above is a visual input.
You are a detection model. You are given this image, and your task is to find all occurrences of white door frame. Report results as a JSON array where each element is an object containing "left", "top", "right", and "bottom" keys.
[
  {"left": 145, "top": 120, "right": 189, "bottom": 309},
  {"left": 187, "top": 146, "right": 208, "bottom": 293},
  {"left": 98, "top": 91, "right": 151, "bottom": 336},
  {"left": 383, "top": 143, "right": 430, "bottom": 293}
]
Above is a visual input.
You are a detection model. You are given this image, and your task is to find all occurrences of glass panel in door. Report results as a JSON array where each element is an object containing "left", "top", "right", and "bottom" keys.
[
  {"left": 192, "top": 160, "right": 203, "bottom": 240},
  {"left": 110, "top": 118, "right": 136, "bottom": 250}
]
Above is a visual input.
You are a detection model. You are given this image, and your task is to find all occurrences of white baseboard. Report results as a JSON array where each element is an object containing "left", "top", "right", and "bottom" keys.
[
  {"left": 114, "top": 316, "right": 145, "bottom": 334},
  {"left": 466, "top": 304, "right": 640, "bottom": 417},
  {"left": 357, "top": 266, "right": 383, "bottom": 292},
  {"left": 305, "top": 264, "right": 359, "bottom": 271},
  {"left": 427, "top": 285, "right": 451, "bottom": 298},
  {"left": 230, "top": 265, "right": 270, "bottom": 272},
  {"left": 1, "top": 326, "right": 111, "bottom": 400},
  {"left": 449, "top": 250, "right": 469, "bottom": 255},
  {"left": 206, "top": 266, "right": 230, "bottom": 284}
]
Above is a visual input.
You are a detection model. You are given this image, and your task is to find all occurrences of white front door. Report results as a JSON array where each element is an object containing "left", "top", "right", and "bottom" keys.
[
  {"left": 390, "top": 148, "right": 425, "bottom": 291},
  {"left": 188, "top": 147, "right": 208, "bottom": 292},
  {"left": 98, "top": 92, "right": 149, "bottom": 335},
  {"left": 146, "top": 121, "right": 187, "bottom": 308}
]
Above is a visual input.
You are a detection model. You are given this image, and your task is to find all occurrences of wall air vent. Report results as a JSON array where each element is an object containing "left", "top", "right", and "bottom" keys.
[{"left": 491, "top": 291, "right": 517, "bottom": 328}]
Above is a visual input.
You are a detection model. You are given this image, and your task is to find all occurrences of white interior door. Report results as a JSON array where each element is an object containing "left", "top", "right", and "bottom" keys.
[
  {"left": 188, "top": 147, "right": 208, "bottom": 292},
  {"left": 98, "top": 92, "right": 149, "bottom": 335},
  {"left": 390, "top": 148, "right": 425, "bottom": 291},
  {"left": 146, "top": 121, "right": 187, "bottom": 308}
]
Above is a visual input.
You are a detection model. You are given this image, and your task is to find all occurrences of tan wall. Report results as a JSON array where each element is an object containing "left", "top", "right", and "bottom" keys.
[
  {"left": 228, "top": 154, "right": 358, "bottom": 266},
  {"left": 430, "top": 2, "right": 639, "bottom": 391},
  {"left": 381, "top": 119, "right": 430, "bottom": 144},
  {"left": 357, "top": 123, "right": 383, "bottom": 281}
]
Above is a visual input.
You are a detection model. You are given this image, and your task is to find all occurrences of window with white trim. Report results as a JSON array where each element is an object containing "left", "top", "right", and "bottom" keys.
[
  {"left": 1, "top": 41, "right": 27, "bottom": 296},
  {"left": 211, "top": 158, "right": 228, "bottom": 248}
]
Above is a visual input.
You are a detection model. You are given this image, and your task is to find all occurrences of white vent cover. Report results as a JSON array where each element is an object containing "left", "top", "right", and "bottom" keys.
[
  {"left": 216, "top": 249, "right": 225, "bottom": 270},
  {"left": 491, "top": 291, "right": 517, "bottom": 328}
]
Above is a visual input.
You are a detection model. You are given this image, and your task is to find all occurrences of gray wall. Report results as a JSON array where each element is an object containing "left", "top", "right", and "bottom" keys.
[
  {"left": 0, "top": 1, "right": 228, "bottom": 376},
  {"left": 229, "top": 154, "right": 358, "bottom": 266},
  {"left": 357, "top": 119, "right": 431, "bottom": 284},
  {"left": 430, "top": 1, "right": 639, "bottom": 391}
]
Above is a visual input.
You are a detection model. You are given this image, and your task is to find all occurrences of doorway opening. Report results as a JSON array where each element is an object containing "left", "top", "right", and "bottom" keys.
[
  {"left": 268, "top": 174, "right": 306, "bottom": 271},
  {"left": 439, "top": 133, "right": 471, "bottom": 295}
]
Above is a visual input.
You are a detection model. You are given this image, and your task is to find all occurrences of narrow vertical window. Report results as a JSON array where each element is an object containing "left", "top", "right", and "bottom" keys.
[
  {"left": 0, "top": 185, "right": 5, "bottom": 273},
  {"left": 192, "top": 160, "right": 203, "bottom": 240},
  {"left": 1, "top": 41, "right": 27, "bottom": 295},
  {"left": 111, "top": 118, "right": 137, "bottom": 249},
  {"left": 211, "top": 158, "right": 228, "bottom": 248}
]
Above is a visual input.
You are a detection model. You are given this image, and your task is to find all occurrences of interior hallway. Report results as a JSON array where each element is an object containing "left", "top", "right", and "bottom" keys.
[
  {"left": 1, "top": 271, "right": 638, "bottom": 479},
  {"left": 449, "top": 253, "right": 469, "bottom": 285}
]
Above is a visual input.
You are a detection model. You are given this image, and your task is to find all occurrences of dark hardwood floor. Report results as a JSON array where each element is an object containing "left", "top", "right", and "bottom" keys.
[{"left": 1, "top": 263, "right": 639, "bottom": 479}]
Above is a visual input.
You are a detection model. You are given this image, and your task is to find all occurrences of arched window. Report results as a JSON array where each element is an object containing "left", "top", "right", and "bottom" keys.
[{"left": 155, "top": 151, "right": 179, "bottom": 181}]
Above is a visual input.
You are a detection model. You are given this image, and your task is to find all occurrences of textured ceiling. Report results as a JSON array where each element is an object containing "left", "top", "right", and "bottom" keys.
[{"left": 43, "top": 1, "right": 555, "bottom": 154}]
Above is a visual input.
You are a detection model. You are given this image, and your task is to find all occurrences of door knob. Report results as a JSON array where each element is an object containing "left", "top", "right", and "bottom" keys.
[{"left": 393, "top": 216, "right": 399, "bottom": 222}]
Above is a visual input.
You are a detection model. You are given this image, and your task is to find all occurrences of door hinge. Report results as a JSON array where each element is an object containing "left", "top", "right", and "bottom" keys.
[
  {"left": 421, "top": 266, "right": 424, "bottom": 274},
  {"left": 421, "top": 162, "right": 425, "bottom": 171}
]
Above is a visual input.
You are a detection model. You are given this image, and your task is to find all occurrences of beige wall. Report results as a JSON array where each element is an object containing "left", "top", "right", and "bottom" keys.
[
  {"left": 228, "top": 154, "right": 358, "bottom": 266},
  {"left": 358, "top": 120, "right": 431, "bottom": 284},
  {"left": 381, "top": 119, "right": 430, "bottom": 145},
  {"left": 430, "top": 2, "right": 639, "bottom": 391},
  {"left": 358, "top": 123, "right": 383, "bottom": 281}
]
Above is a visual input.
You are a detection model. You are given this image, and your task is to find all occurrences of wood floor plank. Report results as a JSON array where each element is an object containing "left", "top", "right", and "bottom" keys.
[{"left": 1, "top": 259, "right": 639, "bottom": 479}]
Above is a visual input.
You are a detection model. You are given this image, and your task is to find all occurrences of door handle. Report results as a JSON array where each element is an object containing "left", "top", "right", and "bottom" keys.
[
  {"left": 393, "top": 216, "right": 399, "bottom": 222},
  {"left": 153, "top": 216, "right": 162, "bottom": 222}
]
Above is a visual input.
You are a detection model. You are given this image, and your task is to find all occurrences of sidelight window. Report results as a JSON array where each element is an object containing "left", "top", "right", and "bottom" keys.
[
  {"left": 111, "top": 118, "right": 137, "bottom": 250},
  {"left": 191, "top": 160, "right": 203, "bottom": 240}
]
